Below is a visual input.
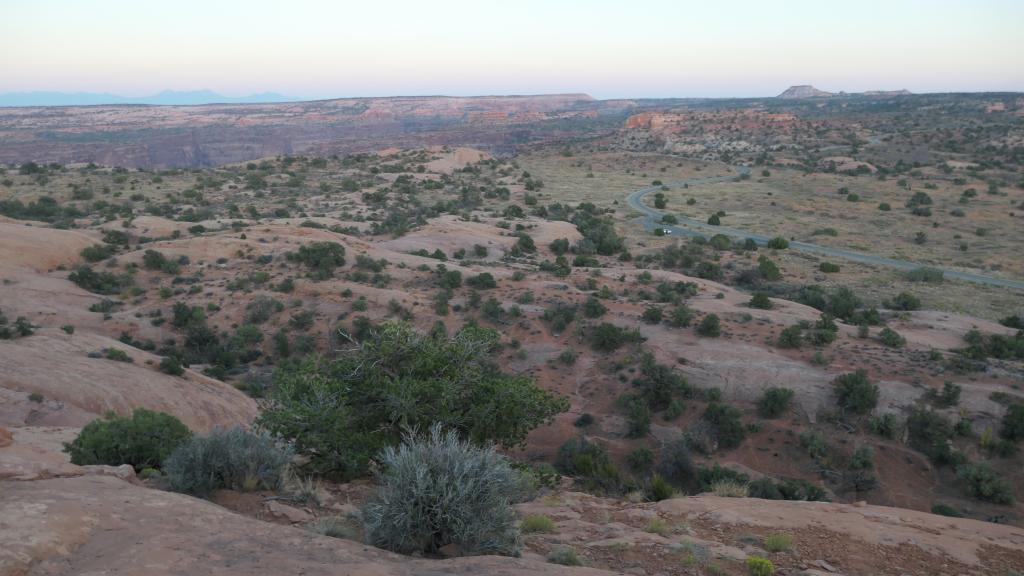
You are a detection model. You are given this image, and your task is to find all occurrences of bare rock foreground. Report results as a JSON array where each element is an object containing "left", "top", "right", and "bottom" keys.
[
  {"left": 2, "top": 473, "right": 1022, "bottom": 575},
  {"left": 0, "top": 475, "right": 611, "bottom": 576}
]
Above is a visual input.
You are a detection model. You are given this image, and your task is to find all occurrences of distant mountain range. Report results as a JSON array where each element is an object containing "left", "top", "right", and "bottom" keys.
[
  {"left": 0, "top": 90, "right": 302, "bottom": 107},
  {"left": 777, "top": 85, "right": 912, "bottom": 99}
]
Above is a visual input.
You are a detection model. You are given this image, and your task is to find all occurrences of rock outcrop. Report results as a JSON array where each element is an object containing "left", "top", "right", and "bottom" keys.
[{"left": 0, "top": 475, "right": 614, "bottom": 576}]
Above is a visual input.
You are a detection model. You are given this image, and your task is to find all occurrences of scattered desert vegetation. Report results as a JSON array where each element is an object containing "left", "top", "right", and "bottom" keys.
[{"left": 3, "top": 94, "right": 1023, "bottom": 575}]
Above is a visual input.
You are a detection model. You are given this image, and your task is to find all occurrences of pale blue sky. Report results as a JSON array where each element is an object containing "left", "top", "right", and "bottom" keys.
[{"left": 2, "top": 0, "right": 1022, "bottom": 98}]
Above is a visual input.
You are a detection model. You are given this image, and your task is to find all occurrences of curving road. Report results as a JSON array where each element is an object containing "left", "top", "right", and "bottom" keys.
[{"left": 626, "top": 167, "right": 1024, "bottom": 291}]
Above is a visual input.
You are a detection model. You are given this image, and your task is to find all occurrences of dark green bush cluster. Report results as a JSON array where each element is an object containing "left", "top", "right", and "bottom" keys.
[
  {"left": 959, "top": 329, "right": 1024, "bottom": 361},
  {"left": 286, "top": 241, "right": 346, "bottom": 280},
  {"left": 259, "top": 322, "right": 567, "bottom": 478},
  {"left": 833, "top": 370, "right": 879, "bottom": 415},
  {"left": 1001, "top": 404, "right": 1024, "bottom": 442},
  {"left": 878, "top": 327, "right": 906, "bottom": 348},
  {"left": 81, "top": 244, "right": 117, "bottom": 262},
  {"left": 69, "top": 266, "right": 131, "bottom": 295},
  {"left": 758, "top": 387, "right": 794, "bottom": 419},
  {"left": 702, "top": 402, "right": 746, "bottom": 450},
  {"left": 747, "top": 477, "right": 828, "bottom": 501},
  {"left": 956, "top": 462, "right": 1014, "bottom": 504},
  {"left": 905, "top": 267, "right": 944, "bottom": 283},
  {"left": 793, "top": 285, "right": 873, "bottom": 323},
  {"left": 749, "top": 293, "right": 773, "bottom": 309},
  {"left": 0, "top": 311, "right": 33, "bottom": 339},
  {"left": 142, "top": 249, "right": 181, "bottom": 275},
  {"left": 542, "top": 302, "right": 577, "bottom": 334},
  {"left": 696, "top": 314, "right": 721, "bottom": 337},
  {"left": 556, "top": 436, "right": 625, "bottom": 494},
  {"left": 906, "top": 408, "right": 957, "bottom": 465},
  {"left": 466, "top": 272, "right": 497, "bottom": 289},
  {"left": 64, "top": 409, "right": 192, "bottom": 471},
  {"left": 886, "top": 291, "right": 921, "bottom": 311},
  {"left": 588, "top": 322, "right": 642, "bottom": 351}
]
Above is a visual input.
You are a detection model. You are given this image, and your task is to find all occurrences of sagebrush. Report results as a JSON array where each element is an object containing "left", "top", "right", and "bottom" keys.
[{"left": 361, "top": 424, "right": 521, "bottom": 556}]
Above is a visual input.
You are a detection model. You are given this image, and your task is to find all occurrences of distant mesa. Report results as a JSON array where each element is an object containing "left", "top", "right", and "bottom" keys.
[
  {"left": 777, "top": 85, "right": 912, "bottom": 99},
  {"left": 777, "top": 85, "right": 834, "bottom": 99}
]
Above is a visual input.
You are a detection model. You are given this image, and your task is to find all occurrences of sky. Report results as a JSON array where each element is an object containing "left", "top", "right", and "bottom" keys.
[{"left": 2, "top": 0, "right": 1022, "bottom": 100}]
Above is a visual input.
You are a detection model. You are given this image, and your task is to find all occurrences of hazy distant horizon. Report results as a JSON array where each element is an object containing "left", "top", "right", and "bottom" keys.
[
  {"left": 4, "top": 85, "right": 1024, "bottom": 108},
  {"left": 3, "top": 0, "right": 1022, "bottom": 100}
]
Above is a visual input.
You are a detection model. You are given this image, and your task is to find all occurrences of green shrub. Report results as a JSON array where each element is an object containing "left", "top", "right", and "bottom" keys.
[
  {"left": 819, "top": 262, "right": 840, "bottom": 273},
  {"left": 777, "top": 325, "right": 803, "bottom": 349},
  {"left": 930, "top": 503, "right": 962, "bottom": 517},
  {"left": 68, "top": 266, "right": 129, "bottom": 295},
  {"left": 163, "top": 427, "right": 292, "bottom": 496},
  {"left": 696, "top": 314, "right": 721, "bottom": 337},
  {"left": 159, "top": 356, "right": 185, "bottom": 376},
  {"left": 64, "top": 409, "right": 192, "bottom": 471},
  {"left": 833, "top": 370, "right": 878, "bottom": 415},
  {"left": 849, "top": 446, "right": 874, "bottom": 470},
  {"left": 924, "top": 381, "right": 962, "bottom": 409},
  {"left": 648, "top": 474, "right": 674, "bottom": 501},
  {"left": 758, "top": 388, "right": 794, "bottom": 419},
  {"left": 466, "top": 272, "right": 497, "bottom": 289},
  {"left": 260, "top": 322, "right": 567, "bottom": 478},
  {"left": 906, "top": 267, "right": 944, "bottom": 283},
  {"left": 668, "top": 305, "right": 694, "bottom": 327},
  {"left": 888, "top": 291, "right": 921, "bottom": 311},
  {"left": 1000, "top": 404, "right": 1024, "bottom": 442},
  {"left": 619, "top": 394, "right": 651, "bottom": 438},
  {"left": 703, "top": 403, "right": 746, "bottom": 450},
  {"left": 558, "top": 348, "right": 578, "bottom": 365},
  {"left": 710, "top": 478, "right": 749, "bottom": 497},
  {"left": 362, "top": 425, "right": 521, "bottom": 556},
  {"left": 588, "top": 322, "right": 642, "bottom": 352},
  {"left": 763, "top": 533, "right": 792, "bottom": 552},
  {"left": 645, "top": 517, "right": 671, "bottom": 535},
  {"left": 142, "top": 249, "right": 180, "bottom": 274},
  {"left": 520, "top": 514, "right": 557, "bottom": 534},
  {"left": 287, "top": 241, "right": 346, "bottom": 279},
  {"left": 634, "top": 355, "right": 691, "bottom": 410},
  {"left": 104, "top": 348, "right": 132, "bottom": 362},
  {"left": 747, "top": 556, "right": 775, "bottom": 575},
  {"left": 878, "top": 327, "right": 906, "bottom": 348},
  {"left": 626, "top": 447, "right": 655, "bottom": 473},
  {"left": 556, "top": 436, "right": 624, "bottom": 493},
  {"left": 698, "top": 464, "right": 750, "bottom": 492},
  {"left": 749, "top": 293, "right": 773, "bottom": 309},
  {"left": 306, "top": 516, "right": 358, "bottom": 539},
  {"left": 907, "top": 409, "right": 956, "bottom": 465},
  {"left": 657, "top": 438, "right": 697, "bottom": 490},
  {"left": 869, "top": 414, "right": 901, "bottom": 439},
  {"left": 582, "top": 296, "right": 607, "bottom": 318},
  {"left": 547, "top": 546, "right": 583, "bottom": 566},
  {"left": 766, "top": 237, "right": 789, "bottom": 250},
  {"left": 956, "top": 462, "right": 1014, "bottom": 504},
  {"left": 747, "top": 477, "right": 827, "bottom": 502},
  {"left": 542, "top": 302, "right": 577, "bottom": 333},
  {"left": 641, "top": 306, "right": 663, "bottom": 324},
  {"left": 663, "top": 398, "right": 684, "bottom": 421},
  {"left": 81, "top": 244, "right": 116, "bottom": 262}
]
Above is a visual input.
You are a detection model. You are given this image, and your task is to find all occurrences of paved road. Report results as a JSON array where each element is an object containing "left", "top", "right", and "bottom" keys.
[{"left": 625, "top": 167, "right": 1024, "bottom": 291}]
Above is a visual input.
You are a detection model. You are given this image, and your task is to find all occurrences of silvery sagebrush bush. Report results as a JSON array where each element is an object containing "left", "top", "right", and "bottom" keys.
[
  {"left": 361, "top": 424, "right": 521, "bottom": 556},
  {"left": 163, "top": 426, "right": 293, "bottom": 496}
]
